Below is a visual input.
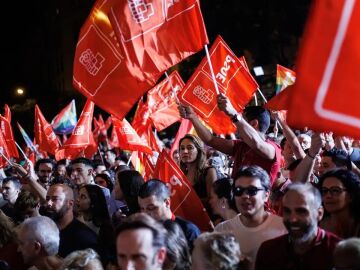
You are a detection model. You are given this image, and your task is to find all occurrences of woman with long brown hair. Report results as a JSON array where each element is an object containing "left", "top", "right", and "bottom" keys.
[{"left": 179, "top": 134, "right": 217, "bottom": 204}]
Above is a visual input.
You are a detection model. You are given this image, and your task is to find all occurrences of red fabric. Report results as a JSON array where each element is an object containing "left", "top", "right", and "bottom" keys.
[
  {"left": 288, "top": 0, "right": 360, "bottom": 139},
  {"left": 239, "top": 56, "right": 250, "bottom": 71},
  {"left": 108, "top": 0, "right": 208, "bottom": 84},
  {"left": 255, "top": 229, "right": 341, "bottom": 270},
  {"left": 264, "top": 86, "right": 293, "bottom": 111},
  {"left": 144, "top": 125, "right": 161, "bottom": 153},
  {"left": 170, "top": 118, "right": 194, "bottom": 156},
  {"left": 0, "top": 129, "right": 10, "bottom": 168},
  {"left": 105, "top": 116, "right": 112, "bottom": 130},
  {"left": 55, "top": 100, "right": 97, "bottom": 160},
  {"left": 0, "top": 109, "right": 19, "bottom": 158},
  {"left": 73, "top": 0, "right": 154, "bottom": 121},
  {"left": 132, "top": 98, "right": 151, "bottom": 135},
  {"left": 143, "top": 154, "right": 155, "bottom": 181},
  {"left": 109, "top": 122, "right": 119, "bottom": 148},
  {"left": 153, "top": 150, "right": 212, "bottom": 231},
  {"left": 112, "top": 116, "right": 153, "bottom": 155},
  {"left": 34, "top": 105, "right": 59, "bottom": 155},
  {"left": 232, "top": 139, "right": 282, "bottom": 185},
  {"left": 178, "top": 36, "right": 258, "bottom": 134},
  {"left": 97, "top": 114, "right": 107, "bottom": 136},
  {"left": 147, "top": 71, "right": 184, "bottom": 131}
]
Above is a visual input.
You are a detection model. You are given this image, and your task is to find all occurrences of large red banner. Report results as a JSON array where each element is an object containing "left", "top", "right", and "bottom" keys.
[{"left": 288, "top": 0, "right": 360, "bottom": 138}]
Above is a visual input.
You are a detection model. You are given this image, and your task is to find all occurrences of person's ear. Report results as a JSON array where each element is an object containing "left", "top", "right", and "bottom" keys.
[
  {"left": 87, "top": 168, "right": 94, "bottom": 176},
  {"left": 317, "top": 206, "right": 324, "bottom": 222},
  {"left": 164, "top": 198, "right": 171, "bottom": 209},
  {"left": 249, "top": 119, "right": 259, "bottom": 129},
  {"left": 156, "top": 247, "right": 167, "bottom": 265},
  {"left": 34, "top": 241, "right": 42, "bottom": 254},
  {"left": 264, "top": 190, "right": 270, "bottom": 202}
]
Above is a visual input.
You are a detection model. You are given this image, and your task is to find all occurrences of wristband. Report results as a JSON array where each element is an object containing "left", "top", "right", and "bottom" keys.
[{"left": 307, "top": 152, "right": 317, "bottom": 159}]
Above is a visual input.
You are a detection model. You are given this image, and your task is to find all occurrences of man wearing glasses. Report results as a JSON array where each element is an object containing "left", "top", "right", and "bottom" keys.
[{"left": 215, "top": 166, "right": 287, "bottom": 270}]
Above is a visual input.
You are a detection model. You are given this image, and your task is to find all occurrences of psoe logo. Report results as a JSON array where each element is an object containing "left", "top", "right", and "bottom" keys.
[
  {"left": 79, "top": 49, "right": 105, "bottom": 76},
  {"left": 128, "top": 0, "right": 154, "bottom": 23},
  {"left": 74, "top": 125, "right": 85, "bottom": 136},
  {"left": 216, "top": 55, "right": 235, "bottom": 84},
  {"left": 193, "top": 85, "right": 214, "bottom": 104}
]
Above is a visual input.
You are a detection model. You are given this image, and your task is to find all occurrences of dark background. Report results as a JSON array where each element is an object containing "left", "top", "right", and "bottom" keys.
[{"left": 0, "top": 0, "right": 311, "bottom": 140}]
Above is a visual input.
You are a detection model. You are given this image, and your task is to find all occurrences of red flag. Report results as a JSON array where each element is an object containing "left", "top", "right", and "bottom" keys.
[
  {"left": 143, "top": 154, "right": 155, "bottom": 181},
  {"left": 132, "top": 98, "right": 151, "bottom": 135},
  {"left": 34, "top": 105, "right": 59, "bottom": 155},
  {"left": 144, "top": 125, "right": 161, "bottom": 153},
  {"left": 0, "top": 106, "right": 19, "bottom": 158},
  {"left": 112, "top": 117, "right": 153, "bottom": 155},
  {"left": 73, "top": 0, "right": 154, "bottom": 121},
  {"left": 105, "top": 116, "right": 112, "bottom": 130},
  {"left": 55, "top": 100, "right": 97, "bottom": 160},
  {"left": 178, "top": 36, "right": 258, "bottom": 134},
  {"left": 98, "top": 114, "right": 107, "bottom": 136},
  {"left": 147, "top": 71, "right": 184, "bottom": 131},
  {"left": 264, "top": 86, "right": 293, "bottom": 111},
  {"left": 170, "top": 119, "right": 194, "bottom": 156},
  {"left": 109, "top": 123, "right": 120, "bottom": 148},
  {"left": 288, "top": 0, "right": 360, "bottom": 138},
  {"left": 0, "top": 129, "right": 10, "bottom": 168},
  {"left": 153, "top": 150, "right": 212, "bottom": 231},
  {"left": 108, "top": 0, "right": 208, "bottom": 84},
  {"left": 4, "top": 104, "right": 11, "bottom": 122}
]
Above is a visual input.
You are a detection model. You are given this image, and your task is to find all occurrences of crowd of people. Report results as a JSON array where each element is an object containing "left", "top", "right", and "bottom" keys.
[{"left": 1, "top": 93, "right": 360, "bottom": 270}]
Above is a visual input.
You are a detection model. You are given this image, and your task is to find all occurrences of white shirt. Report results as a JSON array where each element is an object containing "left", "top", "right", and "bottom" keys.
[{"left": 215, "top": 213, "right": 287, "bottom": 270}]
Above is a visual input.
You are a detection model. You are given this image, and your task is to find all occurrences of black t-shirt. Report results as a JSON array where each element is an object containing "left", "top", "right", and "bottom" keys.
[{"left": 59, "top": 218, "right": 98, "bottom": 258}]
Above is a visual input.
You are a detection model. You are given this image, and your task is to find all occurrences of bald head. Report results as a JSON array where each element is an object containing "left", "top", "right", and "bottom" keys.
[{"left": 48, "top": 184, "right": 74, "bottom": 201}]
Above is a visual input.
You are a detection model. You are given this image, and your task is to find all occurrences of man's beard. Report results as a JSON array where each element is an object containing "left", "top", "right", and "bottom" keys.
[
  {"left": 284, "top": 220, "right": 317, "bottom": 245},
  {"left": 43, "top": 203, "right": 69, "bottom": 222}
]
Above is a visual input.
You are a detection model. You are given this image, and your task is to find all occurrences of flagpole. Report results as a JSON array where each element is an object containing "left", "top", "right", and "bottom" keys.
[
  {"left": 15, "top": 141, "right": 30, "bottom": 162},
  {"left": 256, "top": 88, "right": 283, "bottom": 130},
  {"left": 257, "top": 88, "right": 268, "bottom": 103},
  {"left": 254, "top": 93, "right": 258, "bottom": 106},
  {"left": 98, "top": 146, "right": 105, "bottom": 165},
  {"left": 0, "top": 148, "right": 13, "bottom": 165},
  {"left": 204, "top": 45, "right": 220, "bottom": 95}
]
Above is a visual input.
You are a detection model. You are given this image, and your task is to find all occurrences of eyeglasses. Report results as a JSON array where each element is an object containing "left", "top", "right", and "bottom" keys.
[
  {"left": 321, "top": 187, "right": 347, "bottom": 196},
  {"left": 233, "top": 186, "right": 265, "bottom": 197}
]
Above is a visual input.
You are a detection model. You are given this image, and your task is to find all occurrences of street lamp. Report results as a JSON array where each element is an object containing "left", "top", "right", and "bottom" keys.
[{"left": 16, "top": 88, "right": 25, "bottom": 96}]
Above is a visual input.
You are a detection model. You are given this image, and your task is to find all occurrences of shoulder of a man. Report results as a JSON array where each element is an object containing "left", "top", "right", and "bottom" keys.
[
  {"left": 255, "top": 234, "right": 288, "bottom": 270},
  {"left": 174, "top": 216, "right": 200, "bottom": 237}
]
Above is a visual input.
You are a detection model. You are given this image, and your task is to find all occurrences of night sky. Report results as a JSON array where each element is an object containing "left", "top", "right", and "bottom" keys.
[{"left": 0, "top": 0, "right": 311, "bottom": 139}]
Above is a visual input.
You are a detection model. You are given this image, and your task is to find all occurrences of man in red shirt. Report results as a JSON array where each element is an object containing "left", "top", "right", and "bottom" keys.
[
  {"left": 178, "top": 94, "right": 281, "bottom": 184},
  {"left": 255, "top": 183, "right": 341, "bottom": 270}
]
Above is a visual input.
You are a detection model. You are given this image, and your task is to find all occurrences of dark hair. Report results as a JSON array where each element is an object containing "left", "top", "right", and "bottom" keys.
[
  {"left": 322, "top": 148, "right": 351, "bottom": 169},
  {"left": 35, "top": 158, "right": 56, "bottom": 172},
  {"left": 212, "top": 178, "right": 237, "bottom": 211},
  {"left": 95, "top": 173, "right": 114, "bottom": 193},
  {"left": 71, "top": 158, "right": 94, "bottom": 169},
  {"left": 163, "top": 221, "right": 191, "bottom": 270},
  {"left": 92, "top": 160, "right": 106, "bottom": 169},
  {"left": 117, "top": 170, "right": 145, "bottom": 214},
  {"left": 179, "top": 134, "right": 207, "bottom": 184},
  {"left": 14, "top": 190, "right": 40, "bottom": 214},
  {"left": 243, "top": 106, "right": 271, "bottom": 133},
  {"left": 234, "top": 166, "right": 271, "bottom": 191},
  {"left": 138, "top": 179, "right": 170, "bottom": 201},
  {"left": 2, "top": 176, "right": 21, "bottom": 190},
  {"left": 116, "top": 213, "right": 166, "bottom": 250},
  {"left": 280, "top": 137, "right": 287, "bottom": 150},
  {"left": 319, "top": 169, "right": 360, "bottom": 220},
  {"left": 115, "top": 165, "right": 131, "bottom": 174},
  {"left": 80, "top": 185, "right": 110, "bottom": 227}
]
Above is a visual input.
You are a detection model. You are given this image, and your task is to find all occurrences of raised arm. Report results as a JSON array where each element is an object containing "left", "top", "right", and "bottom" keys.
[
  {"left": 178, "top": 104, "right": 234, "bottom": 155},
  {"left": 217, "top": 94, "right": 275, "bottom": 160},
  {"left": 272, "top": 111, "right": 306, "bottom": 159},
  {"left": 293, "top": 133, "right": 324, "bottom": 183}
]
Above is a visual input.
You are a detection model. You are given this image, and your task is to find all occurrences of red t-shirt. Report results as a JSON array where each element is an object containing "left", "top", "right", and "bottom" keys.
[
  {"left": 255, "top": 228, "right": 341, "bottom": 270},
  {"left": 231, "top": 139, "right": 282, "bottom": 185}
]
